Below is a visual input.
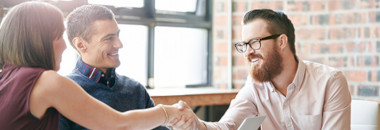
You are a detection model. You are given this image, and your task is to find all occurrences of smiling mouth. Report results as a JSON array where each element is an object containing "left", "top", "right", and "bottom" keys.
[
  {"left": 251, "top": 58, "right": 259, "bottom": 63},
  {"left": 108, "top": 53, "right": 118, "bottom": 56}
]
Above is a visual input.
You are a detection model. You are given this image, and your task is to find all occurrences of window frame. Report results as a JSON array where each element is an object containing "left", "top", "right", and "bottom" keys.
[{"left": 1, "top": 0, "right": 213, "bottom": 88}]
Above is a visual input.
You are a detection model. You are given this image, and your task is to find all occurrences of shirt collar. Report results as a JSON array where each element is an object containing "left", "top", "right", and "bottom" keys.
[
  {"left": 292, "top": 57, "right": 306, "bottom": 91},
  {"left": 75, "top": 59, "right": 115, "bottom": 84}
]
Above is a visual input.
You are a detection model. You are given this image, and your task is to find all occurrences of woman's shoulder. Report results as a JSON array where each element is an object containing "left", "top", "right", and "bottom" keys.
[{"left": 37, "top": 70, "right": 77, "bottom": 90}]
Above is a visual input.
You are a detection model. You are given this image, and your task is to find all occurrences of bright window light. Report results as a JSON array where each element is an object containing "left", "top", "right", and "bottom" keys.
[
  {"left": 88, "top": 0, "right": 143, "bottom": 8},
  {"left": 58, "top": 31, "right": 79, "bottom": 76},
  {"left": 156, "top": 0, "right": 197, "bottom": 12},
  {"left": 154, "top": 26, "right": 208, "bottom": 87},
  {"left": 117, "top": 24, "right": 148, "bottom": 86}
]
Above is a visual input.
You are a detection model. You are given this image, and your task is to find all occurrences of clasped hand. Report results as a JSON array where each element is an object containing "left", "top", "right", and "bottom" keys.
[{"left": 163, "top": 101, "right": 205, "bottom": 130}]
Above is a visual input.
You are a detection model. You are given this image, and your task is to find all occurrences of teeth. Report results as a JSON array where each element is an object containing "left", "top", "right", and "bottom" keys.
[
  {"left": 109, "top": 53, "right": 118, "bottom": 56},
  {"left": 251, "top": 58, "right": 259, "bottom": 63}
]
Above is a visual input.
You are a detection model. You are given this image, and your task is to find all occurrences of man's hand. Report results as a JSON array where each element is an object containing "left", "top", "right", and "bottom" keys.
[{"left": 169, "top": 101, "right": 207, "bottom": 130}]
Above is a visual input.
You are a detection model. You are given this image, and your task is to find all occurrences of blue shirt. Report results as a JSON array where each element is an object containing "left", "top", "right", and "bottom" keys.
[{"left": 59, "top": 59, "right": 168, "bottom": 130}]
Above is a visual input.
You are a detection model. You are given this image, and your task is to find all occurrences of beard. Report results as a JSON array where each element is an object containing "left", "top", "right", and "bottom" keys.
[{"left": 248, "top": 45, "right": 283, "bottom": 83}]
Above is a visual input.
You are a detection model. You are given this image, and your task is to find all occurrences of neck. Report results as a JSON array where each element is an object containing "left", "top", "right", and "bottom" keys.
[
  {"left": 81, "top": 58, "right": 108, "bottom": 73},
  {"left": 272, "top": 57, "right": 298, "bottom": 96}
]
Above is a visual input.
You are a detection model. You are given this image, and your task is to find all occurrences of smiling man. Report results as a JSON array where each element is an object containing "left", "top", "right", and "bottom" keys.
[
  {"left": 59, "top": 5, "right": 168, "bottom": 130},
  {"left": 172, "top": 9, "right": 351, "bottom": 130}
]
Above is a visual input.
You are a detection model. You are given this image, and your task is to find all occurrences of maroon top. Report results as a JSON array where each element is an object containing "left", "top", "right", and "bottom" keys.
[{"left": 0, "top": 63, "right": 59, "bottom": 130}]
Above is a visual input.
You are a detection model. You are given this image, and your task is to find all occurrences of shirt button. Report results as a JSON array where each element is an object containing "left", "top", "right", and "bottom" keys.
[
  {"left": 287, "top": 123, "right": 292, "bottom": 127},
  {"left": 101, "top": 74, "right": 104, "bottom": 77}
]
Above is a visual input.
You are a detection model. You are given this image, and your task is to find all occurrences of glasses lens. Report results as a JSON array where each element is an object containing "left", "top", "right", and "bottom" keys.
[
  {"left": 250, "top": 40, "right": 260, "bottom": 50},
  {"left": 235, "top": 42, "right": 246, "bottom": 53}
]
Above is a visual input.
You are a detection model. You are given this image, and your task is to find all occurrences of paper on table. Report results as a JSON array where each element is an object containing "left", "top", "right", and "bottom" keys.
[{"left": 237, "top": 115, "right": 266, "bottom": 130}]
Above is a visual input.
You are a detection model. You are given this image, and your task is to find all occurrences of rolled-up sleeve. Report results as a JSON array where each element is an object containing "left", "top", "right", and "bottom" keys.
[
  {"left": 321, "top": 71, "right": 351, "bottom": 130},
  {"left": 203, "top": 85, "right": 258, "bottom": 130}
]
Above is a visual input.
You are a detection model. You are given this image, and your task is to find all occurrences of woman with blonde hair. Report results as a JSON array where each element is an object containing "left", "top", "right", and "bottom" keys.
[{"left": 0, "top": 1, "right": 190, "bottom": 129}]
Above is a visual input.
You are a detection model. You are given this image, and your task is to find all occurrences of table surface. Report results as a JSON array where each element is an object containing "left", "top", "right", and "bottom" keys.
[{"left": 147, "top": 88, "right": 239, "bottom": 106}]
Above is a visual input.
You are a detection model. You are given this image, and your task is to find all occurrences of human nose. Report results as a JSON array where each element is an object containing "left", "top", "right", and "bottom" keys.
[
  {"left": 114, "top": 37, "right": 123, "bottom": 49},
  {"left": 244, "top": 44, "right": 255, "bottom": 55}
]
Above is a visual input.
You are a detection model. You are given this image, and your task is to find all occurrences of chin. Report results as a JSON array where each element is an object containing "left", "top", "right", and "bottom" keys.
[{"left": 55, "top": 66, "right": 60, "bottom": 71}]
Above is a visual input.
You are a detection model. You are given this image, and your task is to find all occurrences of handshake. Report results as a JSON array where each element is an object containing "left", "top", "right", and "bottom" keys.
[{"left": 160, "top": 101, "right": 207, "bottom": 130}]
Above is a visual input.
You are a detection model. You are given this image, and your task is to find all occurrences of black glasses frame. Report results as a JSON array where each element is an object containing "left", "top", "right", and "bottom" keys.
[{"left": 234, "top": 34, "right": 281, "bottom": 53}]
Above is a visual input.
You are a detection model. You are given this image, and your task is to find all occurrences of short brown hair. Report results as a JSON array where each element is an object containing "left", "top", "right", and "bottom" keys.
[
  {"left": 0, "top": 1, "right": 64, "bottom": 69},
  {"left": 243, "top": 9, "right": 297, "bottom": 60},
  {"left": 66, "top": 5, "right": 114, "bottom": 49}
]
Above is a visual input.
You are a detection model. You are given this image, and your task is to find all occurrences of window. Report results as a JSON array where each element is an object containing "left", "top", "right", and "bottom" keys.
[
  {"left": 88, "top": 0, "right": 143, "bottom": 8},
  {"left": 117, "top": 24, "right": 148, "bottom": 86},
  {"left": 155, "top": 0, "right": 197, "bottom": 12},
  {"left": 50, "top": 0, "right": 212, "bottom": 88},
  {"left": 154, "top": 26, "right": 208, "bottom": 87},
  {"left": 58, "top": 31, "right": 79, "bottom": 76}
]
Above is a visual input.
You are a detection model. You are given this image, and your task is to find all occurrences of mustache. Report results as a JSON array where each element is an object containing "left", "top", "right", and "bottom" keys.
[{"left": 247, "top": 54, "right": 263, "bottom": 61}]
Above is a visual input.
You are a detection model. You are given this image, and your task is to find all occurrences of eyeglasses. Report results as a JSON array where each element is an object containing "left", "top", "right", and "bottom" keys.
[{"left": 234, "top": 34, "right": 281, "bottom": 53}]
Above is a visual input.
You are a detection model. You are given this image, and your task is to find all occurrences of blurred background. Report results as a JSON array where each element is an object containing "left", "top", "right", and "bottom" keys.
[{"left": 0, "top": 0, "right": 379, "bottom": 109}]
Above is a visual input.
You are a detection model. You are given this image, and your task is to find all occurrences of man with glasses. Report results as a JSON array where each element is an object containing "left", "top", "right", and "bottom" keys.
[
  {"left": 59, "top": 5, "right": 169, "bottom": 130},
  {"left": 171, "top": 9, "right": 351, "bottom": 130}
]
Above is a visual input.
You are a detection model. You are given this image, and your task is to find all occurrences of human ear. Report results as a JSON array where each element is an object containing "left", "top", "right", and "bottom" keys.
[
  {"left": 73, "top": 37, "right": 86, "bottom": 53},
  {"left": 279, "top": 34, "right": 288, "bottom": 50}
]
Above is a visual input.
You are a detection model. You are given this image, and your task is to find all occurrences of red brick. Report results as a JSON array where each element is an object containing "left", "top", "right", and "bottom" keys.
[
  {"left": 369, "top": 11, "right": 377, "bottom": 23},
  {"left": 297, "top": 28, "right": 325, "bottom": 41},
  {"left": 232, "top": 68, "right": 248, "bottom": 81},
  {"left": 349, "top": 85, "right": 356, "bottom": 96},
  {"left": 233, "top": 82, "right": 244, "bottom": 89},
  {"left": 359, "top": 0, "right": 375, "bottom": 9},
  {"left": 296, "top": 29, "right": 311, "bottom": 40},
  {"left": 296, "top": 42, "right": 311, "bottom": 56},
  {"left": 233, "top": 1, "right": 247, "bottom": 13},
  {"left": 328, "top": 27, "right": 356, "bottom": 40},
  {"left": 287, "top": 1, "right": 309, "bottom": 11},
  {"left": 269, "top": 1, "right": 284, "bottom": 10},
  {"left": 373, "top": 26, "right": 380, "bottom": 38},
  {"left": 371, "top": 70, "right": 378, "bottom": 82},
  {"left": 288, "top": 14, "right": 309, "bottom": 26},
  {"left": 214, "top": 42, "right": 228, "bottom": 53},
  {"left": 370, "top": 26, "right": 380, "bottom": 38},
  {"left": 216, "top": 82, "right": 227, "bottom": 89},
  {"left": 327, "top": 56, "right": 347, "bottom": 67},
  {"left": 310, "top": 1, "right": 327, "bottom": 11},
  {"left": 213, "top": 67, "right": 227, "bottom": 80},
  {"left": 214, "top": 28, "right": 227, "bottom": 40},
  {"left": 214, "top": 15, "right": 228, "bottom": 26},
  {"left": 232, "top": 27, "right": 242, "bottom": 41},
  {"left": 233, "top": 55, "right": 247, "bottom": 66},
  {"left": 328, "top": 1, "right": 343, "bottom": 11},
  {"left": 311, "top": 44, "right": 321, "bottom": 54},
  {"left": 232, "top": 14, "right": 243, "bottom": 25},
  {"left": 344, "top": 70, "right": 367, "bottom": 82},
  {"left": 348, "top": 56, "right": 356, "bottom": 67},
  {"left": 310, "top": 57, "right": 327, "bottom": 64},
  {"left": 346, "top": 41, "right": 368, "bottom": 53},
  {"left": 215, "top": 1, "right": 226, "bottom": 13},
  {"left": 216, "top": 55, "right": 228, "bottom": 66},
  {"left": 329, "top": 43, "right": 344, "bottom": 54},
  {"left": 368, "top": 41, "right": 377, "bottom": 53},
  {"left": 328, "top": 0, "right": 355, "bottom": 11},
  {"left": 250, "top": 1, "right": 272, "bottom": 10}
]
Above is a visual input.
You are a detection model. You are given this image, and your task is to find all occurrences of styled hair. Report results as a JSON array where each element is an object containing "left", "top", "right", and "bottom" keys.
[
  {"left": 0, "top": 1, "right": 64, "bottom": 69},
  {"left": 243, "top": 9, "right": 297, "bottom": 59},
  {"left": 66, "top": 5, "right": 114, "bottom": 48}
]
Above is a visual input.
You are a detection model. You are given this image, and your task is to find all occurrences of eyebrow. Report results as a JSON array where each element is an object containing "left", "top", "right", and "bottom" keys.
[{"left": 101, "top": 30, "right": 120, "bottom": 40}]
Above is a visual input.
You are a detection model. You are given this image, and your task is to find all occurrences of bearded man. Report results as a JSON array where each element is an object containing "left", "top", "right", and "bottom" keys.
[{"left": 171, "top": 9, "right": 351, "bottom": 130}]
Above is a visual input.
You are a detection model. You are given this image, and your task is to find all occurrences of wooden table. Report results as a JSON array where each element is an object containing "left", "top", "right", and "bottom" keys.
[{"left": 147, "top": 88, "right": 239, "bottom": 107}]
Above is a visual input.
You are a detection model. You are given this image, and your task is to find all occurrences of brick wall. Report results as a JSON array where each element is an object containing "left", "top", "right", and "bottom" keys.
[{"left": 213, "top": 0, "right": 380, "bottom": 99}]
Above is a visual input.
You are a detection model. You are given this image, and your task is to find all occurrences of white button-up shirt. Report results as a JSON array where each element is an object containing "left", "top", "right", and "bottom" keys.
[{"left": 204, "top": 60, "right": 351, "bottom": 130}]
